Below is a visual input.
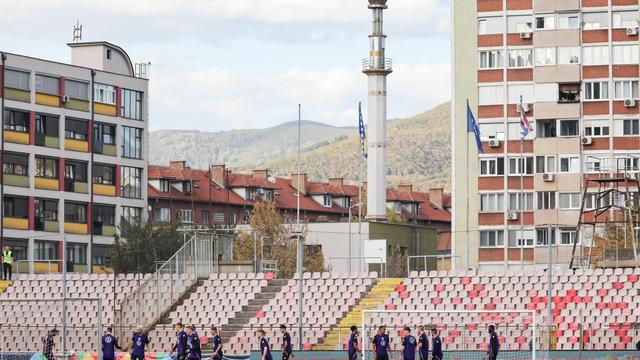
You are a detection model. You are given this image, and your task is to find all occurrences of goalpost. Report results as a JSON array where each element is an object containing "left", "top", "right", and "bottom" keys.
[{"left": 362, "top": 309, "right": 546, "bottom": 360}]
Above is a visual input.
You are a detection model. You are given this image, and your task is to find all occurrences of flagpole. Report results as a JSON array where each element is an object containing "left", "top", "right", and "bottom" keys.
[
  {"left": 520, "top": 95, "right": 524, "bottom": 270},
  {"left": 466, "top": 99, "right": 470, "bottom": 271}
]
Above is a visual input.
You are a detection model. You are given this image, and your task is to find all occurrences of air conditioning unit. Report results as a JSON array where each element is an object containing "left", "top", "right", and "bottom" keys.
[
  {"left": 624, "top": 98, "right": 637, "bottom": 108},
  {"left": 507, "top": 212, "right": 519, "bottom": 221},
  {"left": 543, "top": 173, "right": 555, "bottom": 182},
  {"left": 61, "top": 95, "right": 70, "bottom": 103},
  {"left": 569, "top": 56, "right": 579, "bottom": 64},
  {"left": 582, "top": 136, "right": 593, "bottom": 145},
  {"left": 489, "top": 138, "right": 501, "bottom": 148},
  {"left": 627, "top": 27, "right": 639, "bottom": 36},
  {"left": 520, "top": 32, "right": 533, "bottom": 39},
  {"left": 517, "top": 103, "right": 531, "bottom": 113}
]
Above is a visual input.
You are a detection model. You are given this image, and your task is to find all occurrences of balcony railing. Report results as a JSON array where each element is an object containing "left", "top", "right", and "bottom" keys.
[{"left": 362, "top": 58, "right": 392, "bottom": 71}]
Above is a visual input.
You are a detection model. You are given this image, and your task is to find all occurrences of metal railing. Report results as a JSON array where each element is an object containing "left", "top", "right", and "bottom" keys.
[
  {"left": 114, "top": 233, "right": 214, "bottom": 339},
  {"left": 14, "top": 259, "right": 64, "bottom": 277},
  {"left": 362, "top": 58, "right": 392, "bottom": 71},
  {"left": 406, "top": 255, "right": 461, "bottom": 274}
]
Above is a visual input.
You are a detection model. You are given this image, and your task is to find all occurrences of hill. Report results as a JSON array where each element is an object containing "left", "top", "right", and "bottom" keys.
[{"left": 149, "top": 102, "right": 452, "bottom": 191}]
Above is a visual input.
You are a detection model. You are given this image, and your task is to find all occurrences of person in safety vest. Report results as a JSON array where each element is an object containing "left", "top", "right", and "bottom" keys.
[{"left": 2, "top": 246, "right": 13, "bottom": 281}]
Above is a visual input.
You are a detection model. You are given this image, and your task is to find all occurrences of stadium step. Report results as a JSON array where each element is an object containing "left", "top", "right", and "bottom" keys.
[
  {"left": 149, "top": 279, "right": 206, "bottom": 328},
  {"left": 313, "top": 277, "right": 404, "bottom": 350},
  {"left": 0, "top": 280, "right": 13, "bottom": 294}
]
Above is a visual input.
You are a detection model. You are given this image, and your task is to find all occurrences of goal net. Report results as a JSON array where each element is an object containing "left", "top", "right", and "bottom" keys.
[
  {"left": 0, "top": 298, "right": 103, "bottom": 358},
  {"left": 362, "top": 310, "right": 548, "bottom": 360}
]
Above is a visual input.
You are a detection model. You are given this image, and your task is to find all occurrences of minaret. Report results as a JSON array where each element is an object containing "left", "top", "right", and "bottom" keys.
[{"left": 363, "top": 0, "right": 392, "bottom": 221}]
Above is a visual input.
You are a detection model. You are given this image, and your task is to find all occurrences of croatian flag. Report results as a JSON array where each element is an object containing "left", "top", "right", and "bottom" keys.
[{"left": 519, "top": 102, "right": 533, "bottom": 139}]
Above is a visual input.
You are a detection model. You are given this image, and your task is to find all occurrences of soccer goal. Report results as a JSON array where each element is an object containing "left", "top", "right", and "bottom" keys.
[
  {"left": 0, "top": 297, "right": 103, "bottom": 359},
  {"left": 361, "top": 309, "right": 548, "bottom": 360}
]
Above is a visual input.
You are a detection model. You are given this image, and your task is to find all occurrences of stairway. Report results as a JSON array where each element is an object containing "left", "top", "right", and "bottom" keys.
[
  {"left": 152, "top": 279, "right": 206, "bottom": 327},
  {"left": 0, "top": 280, "right": 13, "bottom": 294},
  {"left": 313, "top": 278, "right": 404, "bottom": 350}
]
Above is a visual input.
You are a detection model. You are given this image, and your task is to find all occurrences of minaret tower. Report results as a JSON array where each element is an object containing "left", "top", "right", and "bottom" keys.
[{"left": 363, "top": 0, "right": 392, "bottom": 221}]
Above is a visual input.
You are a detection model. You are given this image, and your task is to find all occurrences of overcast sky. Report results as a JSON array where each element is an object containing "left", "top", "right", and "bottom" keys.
[{"left": 0, "top": 0, "right": 451, "bottom": 131}]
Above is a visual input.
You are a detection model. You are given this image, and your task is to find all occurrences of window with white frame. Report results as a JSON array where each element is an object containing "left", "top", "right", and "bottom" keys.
[
  {"left": 613, "top": 11, "right": 638, "bottom": 28},
  {"left": 614, "top": 80, "right": 639, "bottom": 100},
  {"left": 480, "top": 230, "right": 504, "bottom": 248},
  {"left": 558, "top": 13, "right": 579, "bottom": 29},
  {"left": 508, "top": 230, "right": 535, "bottom": 247},
  {"left": 559, "top": 120, "right": 579, "bottom": 137},
  {"left": 560, "top": 156, "right": 580, "bottom": 173},
  {"left": 535, "top": 14, "right": 556, "bottom": 30},
  {"left": 583, "top": 12, "right": 608, "bottom": 29},
  {"left": 584, "top": 81, "right": 609, "bottom": 101},
  {"left": 583, "top": 46, "right": 610, "bottom": 66},
  {"left": 613, "top": 45, "right": 639, "bottom": 65},
  {"left": 537, "top": 191, "right": 556, "bottom": 210},
  {"left": 478, "top": 123, "right": 505, "bottom": 141},
  {"left": 623, "top": 119, "right": 640, "bottom": 136},
  {"left": 535, "top": 47, "right": 556, "bottom": 66},
  {"left": 323, "top": 195, "right": 332, "bottom": 207},
  {"left": 536, "top": 228, "right": 556, "bottom": 245},
  {"left": 507, "top": 15, "right": 533, "bottom": 33},
  {"left": 584, "top": 121, "right": 610, "bottom": 137},
  {"left": 479, "top": 50, "right": 503, "bottom": 69},
  {"left": 508, "top": 49, "right": 533, "bottom": 68},
  {"left": 537, "top": 119, "right": 557, "bottom": 138},
  {"left": 480, "top": 158, "right": 505, "bottom": 176},
  {"left": 585, "top": 157, "right": 608, "bottom": 173},
  {"left": 508, "top": 157, "right": 534, "bottom": 175},
  {"left": 509, "top": 193, "right": 534, "bottom": 211},
  {"left": 178, "top": 209, "right": 193, "bottom": 223},
  {"left": 559, "top": 192, "right": 581, "bottom": 210},
  {"left": 478, "top": 17, "right": 504, "bottom": 35},
  {"left": 94, "top": 83, "right": 116, "bottom": 105},
  {"left": 5, "top": 69, "right": 30, "bottom": 90},
  {"left": 478, "top": 86, "right": 505, "bottom": 105},
  {"left": 558, "top": 47, "right": 580, "bottom": 64},
  {"left": 154, "top": 208, "right": 170, "bottom": 222},
  {"left": 616, "top": 156, "right": 640, "bottom": 172},
  {"left": 480, "top": 193, "right": 504, "bottom": 213},
  {"left": 536, "top": 155, "right": 556, "bottom": 173},
  {"left": 560, "top": 230, "right": 577, "bottom": 245}
]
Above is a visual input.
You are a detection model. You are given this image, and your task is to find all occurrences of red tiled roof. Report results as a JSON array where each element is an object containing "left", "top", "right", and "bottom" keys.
[
  {"left": 273, "top": 178, "right": 348, "bottom": 214},
  {"left": 227, "top": 173, "right": 277, "bottom": 189},
  {"left": 306, "top": 181, "right": 359, "bottom": 196}
]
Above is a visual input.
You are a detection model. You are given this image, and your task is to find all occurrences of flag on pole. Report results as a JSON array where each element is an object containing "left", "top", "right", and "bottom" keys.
[
  {"left": 358, "top": 102, "right": 368, "bottom": 159},
  {"left": 467, "top": 100, "right": 484, "bottom": 154},
  {"left": 519, "top": 101, "right": 534, "bottom": 139}
]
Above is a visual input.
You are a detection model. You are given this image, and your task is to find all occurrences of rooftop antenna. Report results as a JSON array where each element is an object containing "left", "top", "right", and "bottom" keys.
[{"left": 72, "top": 20, "right": 83, "bottom": 43}]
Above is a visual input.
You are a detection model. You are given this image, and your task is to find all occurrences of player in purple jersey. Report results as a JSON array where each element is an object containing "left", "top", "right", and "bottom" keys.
[
  {"left": 347, "top": 325, "right": 360, "bottom": 360},
  {"left": 401, "top": 327, "right": 417, "bottom": 360},
  {"left": 171, "top": 323, "right": 188, "bottom": 360},
  {"left": 371, "top": 326, "right": 390, "bottom": 360},
  {"left": 42, "top": 329, "right": 58, "bottom": 360},
  {"left": 186, "top": 325, "right": 201, "bottom": 360},
  {"left": 416, "top": 326, "right": 429, "bottom": 360},
  {"left": 210, "top": 326, "right": 223, "bottom": 360},
  {"left": 279, "top": 324, "right": 292, "bottom": 360},
  {"left": 130, "top": 326, "right": 150, "bottom": 360},
  {"left": 430, "top": 328, "right": 442, "bottom": 360},
  {"left": 102, "top": 327, "right": 122, "bottom": 360},
  {"left": 257, "top": 329, "right": 273, "bottom": 360}
]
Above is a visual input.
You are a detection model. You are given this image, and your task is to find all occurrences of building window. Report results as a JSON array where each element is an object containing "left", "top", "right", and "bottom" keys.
[
  {"left": 121, "top": 89, "right": 143, "bottom": 120},
  {"left": 617, "top": 156, "right": 639, "bottom": 172},
  {"left": 508, "top": 230, "right": 534, "bottom": 248},
  {"left": 323, "top": 195, "right": 332, "bottom": 207},
  {"left": 65, "top": 79, "right": 89, "bottom": 101},
  {"left": 35, "top": 241, "right": 57, "bottom": 261},
  {"left": 479, "top": 50, "right": 503, "bottom": 69},
  {"left": 35, "top": 114, "right": 59, "bottom": 141},
  {"left": 93, "top": 164, "right": 115, "bottom": 185},
  {"left": 3, "top": 152, "right": 28, "bottom": 176},
  {"left": 93, "top": 122, "right": 116, "bottom": 147},
  {"left": 106, "top": 49, "right": 112, "bottom": 59},
  {"left": 559, "top": 193, "right": 581, "bottom": 210},
  {"left": 94, "top": 83, "right": 116, "bottom": 105},
  {"left": 584, "top": 123, "right": 610, "bottom": 137},
  {"left": 159, "top": 179, "right": 170, "bottom": 193},
  {"left": 559, "top": 120, "right": 579, "bottom": 137},
  {"left": 558, "top": 13, "right": 579, "bottom": 29},
  {"left": 623, "top": 119, "right": 640, "bottom": 136},
  {"left": 535, "top": 15, "right": 555, "bottom": 30},
  {"left": 178, "top": 209, "right": 194, "bottom": 223},
  {"left": 480, "top": 158, "right": 505, "bottom": 176},
  {"left": 478, "top": 17, "right": 503, "bottom": 35},
  {"left": 64, "top": 202, "right": 87, "bottom": 223},
  {"left": 479, "top": 85, "right": 505, "bottom": 105},
  {"left": 613, "top": 45, "right": 639, "bottom": 65},
  {"left": 35, "top": 198, "right": 58, "bottom": 224},
  {"left": 3, "top": 109, "right": 29, "bottom": 132},
  {"left": 583, "top": 46, "right": 609, "bottom": 66},
  {"left": 202, "top": 210, "right": 209, "bottom": 224},
  {"left": 560, "top": 230, "right": 577, "bottom": 245},
  {"left": 508, "top": 49, "right": 533, "bottom": 68},
  {"left": 5, "top": 69, "right": 30, "bottom": 90},
  {"left": 121, "top": 166, "right": 142, "bottom": 199},
  {"left": 246, "top": 188, "right": 257, "bottom": 201},
  {"left": 122, "top": 126, "right": 142, "bottom": 159},
  {"left": 155, "top": 208, "right": 171, "bottom": 222},
  {"left": 536, "top": 155, "right": 556, "bottom": 173},
  {"left": 537, "top": 191, "right": 556, "bottom": 210},
  {"left": 65, "top": 118, "right": 88, "bottom": 141},
  {"left": 614, "top": 80, "right": 639, "bottom": 100},
  {"left": 537, "top": 120, "right": 556, "bottom": 138},
  {"left": 557, "top": 47, "right": 580, "bottom": 65},
  {"left": 583, "top": 12, "right": 608, "bottom": 29},
  {"left": 3, "top": 196, "right": 28, "bottom": 218},
  {"left": 508, "top": 157, "right": 534, "bottom": 175},
  {"left": 535, "top": 47, "right": 556, "bottom": 66},
  {"left": 559, "top": 83, "right": 580, "bottom": 103},
  {"left": 35, "top": 157, "right": 58, "bottom": 179},
  {"left": 536, "top": 228, "right": 556, "bottom": 246},
  {"left": 121, "top": 206, "right": 142, "bottom": 228},
  {"left": 65, "top": 161, "right": 88, "bottom": 182},
  {"left": 509, "top": 193, "right": 533, "bottom": 211},
  {"left": 480, "top": 230, "right": 504, "bottom": 248},
  {"left": 560, "top": 156, "right": 580, "bottom": 173},
  {"left": 35, "top": 74, "right": 59, "bottom": 95},
  {"left": 480, "top": 193, "right": 504, "bottom": 213},
  {"left": 507, "top": 15, "right": 533, "bottom": 33},
  {"left": 584, "top": 81, "right": 609, "bottom": 101},
  {"left": 93, "top": 205, "right": 115, "bottom": 227},
  {"left": 66, "top": 243, "right": 87, "bottom": 265},
  {"left": 613, "top": 11, "right": 638, "bottom": 28},
  {"left": 213, "top": 212, "right": 225, "bottom": 223}
]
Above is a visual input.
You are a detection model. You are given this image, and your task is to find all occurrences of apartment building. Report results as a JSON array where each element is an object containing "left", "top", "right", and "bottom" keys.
[
  {"left": 1, "top": 42, "right": 149, "bottom": 273},
  {"left": 453, "top": 0, "right": 640, "bottom": 270}
]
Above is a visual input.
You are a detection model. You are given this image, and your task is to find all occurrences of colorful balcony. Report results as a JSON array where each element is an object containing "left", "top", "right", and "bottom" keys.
[
  {"left": 3, "top": 174, "right": 29, "bottom": 188},
  {"left": 65, "top": 98, "right": 89, "bottom": 112},
  {"left": 94, "top": 184, "right": 116, "bottom": 197},
  {"left": 35, "top": 177, "right": 59, "bottom": 191},
  {"left": 102, "top": 144, "right": 117, "bottom": 156},
  {"left": 44, "top": 136, "right": 60, "bottom": 148},
  {"left": 35, "top": 93, "right": 60, "bottom": 107},
  {"left": 67, "top": 181, "right": 88, "bottom": 193},
  {"left": 3, "top": 87, "right": 30, "bottom": 102},
  {"left": 4, "top": 130, "right": 29, "bottom": 144},
  {"left": 44, "top": 220, "right": 59, "bottom": 232},
  {"left": 64, "top": 222, "right": 88, "bottom": 234},
  {"left": 94, "top": 103, "right": 117, "bottom": 116},
  {"left": 100, "top": 225, "right": 117, "bottom": 236},
  {"left": 64, "top": 139, "right": 88, "bottom": 152},
  {"left": 34, "top": 262, "right": 59, "bottom": 274},
  {"left": 3, "top": 217, "right": 28, "bottom": 230}
]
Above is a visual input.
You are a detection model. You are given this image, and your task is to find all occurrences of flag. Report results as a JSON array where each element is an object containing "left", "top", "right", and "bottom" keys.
[
  {"left": 519, "top": 102, "right": 533, "bottom": 139},
  {"left": 467, "top": 101, "right": 484, "bottom": 154},
  {"left": 358, "top": 102, "right": 368, "bottom": 159}
]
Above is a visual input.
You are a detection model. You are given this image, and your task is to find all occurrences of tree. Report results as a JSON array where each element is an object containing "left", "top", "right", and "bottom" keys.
[
  {"left": 112, "top": 220, "right": 184, "bottom": 274},
  {"left": 233, "top": 201, "right": 326, "bottom": 278}
]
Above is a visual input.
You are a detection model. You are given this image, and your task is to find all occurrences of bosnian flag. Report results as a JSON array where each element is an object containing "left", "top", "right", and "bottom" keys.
[{"left": 519, "top": 102, "right": 533, "bottom": 139}]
